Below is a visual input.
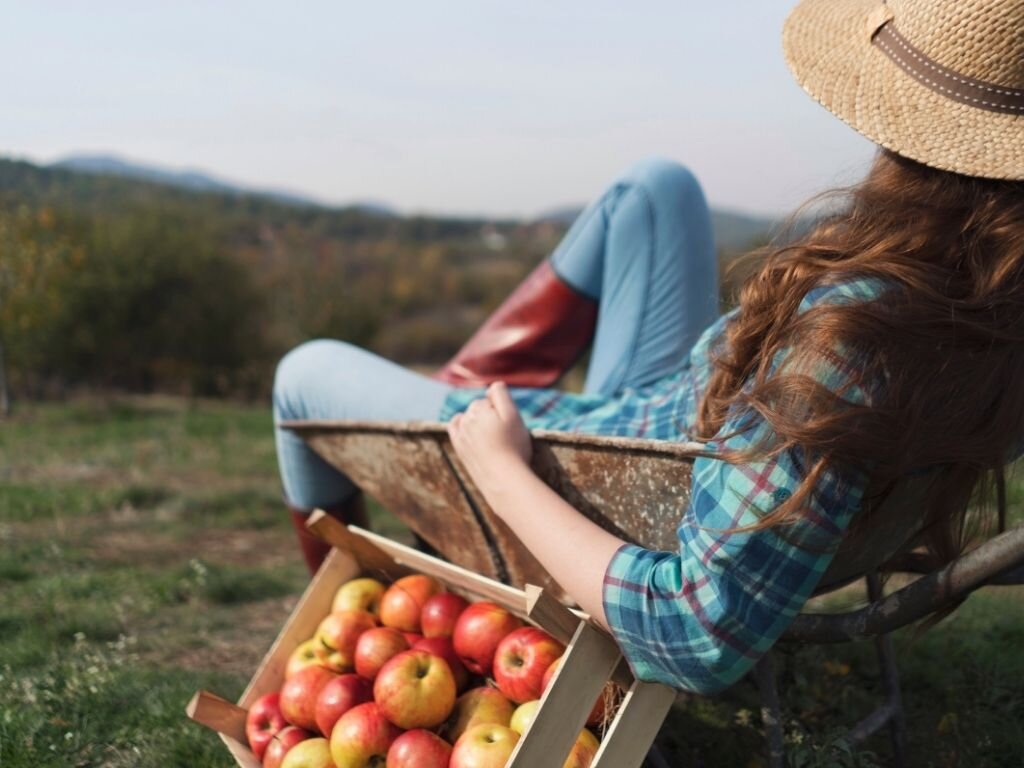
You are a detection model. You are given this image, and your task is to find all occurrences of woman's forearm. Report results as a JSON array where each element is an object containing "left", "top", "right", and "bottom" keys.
[{"left": 475, "top": 460, "right": 625, "bottom": 629}]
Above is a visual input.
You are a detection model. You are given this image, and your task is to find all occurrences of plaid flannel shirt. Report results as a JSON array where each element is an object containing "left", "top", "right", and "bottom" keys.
[{"left": 439, "top": 278, "right": 884, "bottom": 694}]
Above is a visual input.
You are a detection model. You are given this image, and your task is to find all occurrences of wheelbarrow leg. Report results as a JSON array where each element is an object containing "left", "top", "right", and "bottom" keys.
[
  {"left": 866, "top": 572, "right": 909, "bottom": 767},
  {"left": 753, "top": 651, "right": 785, "bottom": 768}
]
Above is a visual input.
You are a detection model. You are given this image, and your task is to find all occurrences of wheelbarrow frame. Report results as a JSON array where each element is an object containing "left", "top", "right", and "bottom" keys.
[{"left": 284, "top": 419, "right": 1024, "bottom": 766}]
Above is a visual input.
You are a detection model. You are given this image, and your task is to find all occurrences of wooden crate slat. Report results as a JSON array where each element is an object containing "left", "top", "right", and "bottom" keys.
[
  {"left": 306, "top": 511, "right": 412, "bottom": 580},
  {"left": 186, "top": 690, "right": 247, "bottom": 743},
  {"left": 349, "top": 525, "right": 530, "bottom": 614},
  {"left": 237, "top": 546, "right": 361, "bottom": 708},
  {"left": 506, "top": 621, "right": 622, "bottom": 768},
  {"left": 524, "top": 584, "right": 584, "bottom": 644},
  {"left": 591, "top": 680, "right": 677, "bottom": 768}
]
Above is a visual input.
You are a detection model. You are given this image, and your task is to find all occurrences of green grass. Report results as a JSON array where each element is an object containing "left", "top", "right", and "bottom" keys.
[{"left": 0, "top": 396, "right": 1021, "bottom": 767}]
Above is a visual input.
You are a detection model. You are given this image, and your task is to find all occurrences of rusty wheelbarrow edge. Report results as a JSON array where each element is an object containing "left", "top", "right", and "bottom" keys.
[{"left": 280, "top": 419, "right": 707, "bottom": 459}]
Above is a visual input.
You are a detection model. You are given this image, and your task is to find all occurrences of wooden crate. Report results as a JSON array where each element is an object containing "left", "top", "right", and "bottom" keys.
[{"left": 187, "top": 511, "right": 677, "bottom": 768}]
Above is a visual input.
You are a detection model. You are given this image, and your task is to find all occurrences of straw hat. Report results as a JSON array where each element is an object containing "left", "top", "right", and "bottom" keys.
[{"left": 783, "top": 0, "right": 1024, "bottom": 180}]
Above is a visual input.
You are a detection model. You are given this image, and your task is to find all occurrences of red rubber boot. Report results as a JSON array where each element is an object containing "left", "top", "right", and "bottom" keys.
[
  {"left": 434, "top": 260, "right": 598, "bottom": 388},
  {"left": 288, "top": 494, "right": 370, "bottom": 576}
]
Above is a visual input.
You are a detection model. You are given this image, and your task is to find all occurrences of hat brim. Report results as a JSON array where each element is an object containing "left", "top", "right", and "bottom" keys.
[{"left": 783, "top": 0, "right": 1024, "bottom": 180}]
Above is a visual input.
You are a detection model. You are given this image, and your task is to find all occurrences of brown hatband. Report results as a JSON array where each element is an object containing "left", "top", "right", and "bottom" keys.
[{"left": 871, "top": 21, "right": 1024, "bottom": 115}]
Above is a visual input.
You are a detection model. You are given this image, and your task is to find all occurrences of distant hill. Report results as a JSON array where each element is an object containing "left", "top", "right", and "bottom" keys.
[
  {"left": 50, "top": 153, "right": 396, "bottom": 215},
  {"left": 48, "top": 154, "right": 775, "bottom": 247},
  {"left": 5, "top": 154, "right": 780, "bottom": 252},
  {"left": 0, "top": 157, "right": 510, "bottom": 252},
  {"left": 535, "top": 204, "right": 777, "bottom": 254}
]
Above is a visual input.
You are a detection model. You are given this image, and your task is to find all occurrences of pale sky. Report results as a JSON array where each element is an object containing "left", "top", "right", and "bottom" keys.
[{"left": 2, "top": 1, "right": 877, "bottom": 218}]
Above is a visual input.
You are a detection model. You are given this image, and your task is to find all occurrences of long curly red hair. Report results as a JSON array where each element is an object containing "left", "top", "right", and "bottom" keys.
[{"left": 696, "top": 150, "right": 1024, "bottom": 564}]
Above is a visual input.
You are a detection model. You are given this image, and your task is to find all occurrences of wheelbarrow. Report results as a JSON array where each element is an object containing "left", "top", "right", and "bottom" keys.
[{"left": 283, "top": 418, "right": 1024, "bottom": 767}]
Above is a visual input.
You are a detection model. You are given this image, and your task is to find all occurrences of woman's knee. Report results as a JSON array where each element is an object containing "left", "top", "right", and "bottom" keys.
[
  {"left": 273, "top": 339, "right": 356, "bottom": 421},
  {"left": 623, "top": 157, "right": 708, "bottom": 215}
]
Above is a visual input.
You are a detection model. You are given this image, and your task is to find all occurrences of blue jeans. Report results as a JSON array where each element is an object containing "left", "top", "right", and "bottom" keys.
[{"left": 274, "top": 157, "right": 718, "bottom": 509}]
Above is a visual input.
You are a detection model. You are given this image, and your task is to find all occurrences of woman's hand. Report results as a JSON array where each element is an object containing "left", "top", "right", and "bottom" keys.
[{"left": 447, "top": 382, "right": 532, "bottom": 504}]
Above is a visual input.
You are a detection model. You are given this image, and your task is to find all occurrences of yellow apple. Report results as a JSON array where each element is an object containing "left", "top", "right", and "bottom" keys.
[
  {"left": 564, "top": 728, "right": 600, "bottom": 768},
  {"left": 286, "top": 638, "right": 321, "bottom": 679},
  {"left": 332, "top": 577, "right": 386, "bottom": 616},
  {"left": 509, "top": 700, "right": 540, "bottom": 735}
]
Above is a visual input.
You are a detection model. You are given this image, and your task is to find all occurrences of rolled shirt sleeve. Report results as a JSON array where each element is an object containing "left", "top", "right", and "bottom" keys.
[
  {"left": 602, "top": 438, "right": 867, "bottom": 694},
  {"left": 601, "top": 282, "right": 884, "bottom": 694}
]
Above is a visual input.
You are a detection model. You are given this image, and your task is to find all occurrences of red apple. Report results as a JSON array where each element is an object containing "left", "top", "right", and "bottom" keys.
[
  {"left": 263, "top": 725, "right": 312, "bottom": 768},
  {"left": 494, "top": 627, "right": 565, "bottom": 703},
  {"left": 564, "top": 728, "right": 600, "bottom": 768},
  {"left": 314, "top": 673, "right": 373, "bottom": 737},
  {"left": 286, "top": 639, "right": 323, "bottom": 679},
  {"left": 333, "top": 577, "right": 387, "bottom": 616},
  {"left": 541, "top": 657, "right": 560, "bottom": 690},
  {"left": 413, "top": 636, "right": 470, "bottom": 691},
  {"left": 420, "top": 592, "right": 469, "bottom": 638},
  {"left": 542, "top": 658, "right": 609, "bottom": 727},
  {"left": 386, "top": 729, "right": 452, "bottom": 768},
  {"left": 450, "top": 723, "right": 520, "bottom": 768},
  {"left": 281, "top": 737, "right": 333, "bottom": 768},
  {"left": 354, "top": 627, "right": 409, "bottom": 680},
  {"left": 314, "top": 610, "right": 378, "bottom": 672},
  {"left": 245, "top": 692, "right": 288, "bottom": 760},
  {"left": 281, "top": 665, "right": 338, "bottom": 731},
  {"left": 452, "top": 602, "right": 523, "bottom": 677},
  {"left": 329, "top": 702, "right": 403, "bottom": 768},
  {"left": 379, "top": 574, "right": 443, "bottom": 633},
  {"left": 445, "top": 686, "right": 515, "bottom": 742},
  {"left": 374, "top": 649, "right": 456, "bottom": 730}
]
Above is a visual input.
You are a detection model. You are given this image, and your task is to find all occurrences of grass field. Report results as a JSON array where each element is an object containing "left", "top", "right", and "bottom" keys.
[{"left": 1, "top": 397, "right": 1021, "bottom": 767}]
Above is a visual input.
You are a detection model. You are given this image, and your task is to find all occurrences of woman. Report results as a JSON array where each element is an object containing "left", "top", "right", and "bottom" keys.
[{"left": 274, "top": 0, "right": 1024, "bottom": 694}]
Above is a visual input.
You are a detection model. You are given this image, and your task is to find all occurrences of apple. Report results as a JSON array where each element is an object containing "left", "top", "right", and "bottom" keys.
[
  {"left": 374, "top": 649, "right": 456, "bottom": 730},
  {"left": 245, "top": 691, "right": 288, "bottom": 760},
  {"left": 329, "top": 702, "right": 402, "bottom": 768},
  {"left": 314, "top": 610, "right": 378, "bottom": 672},
  {"left": 386, "top": 729, "right": 452, "bottom": 768},
  {"left": 354, "top": 627, "right": 409, "bottom": 680},
  {"left": 445, "top": 686, "right": 515, "bottom": 742},
  {"left": 452, "top": 602, "right": 523, "bottom": 677},
  {"left": 379, "top": 574, "right": 443, "bottom": 633},
  {"left": 286, "top": 639, "right": 322, "bottom": 679},
  {"left": 281, "top": 737, "right": 333, "bottom": 768},
  {"left": 509, "top": 700, "right": 540, "bottom": 735},
  {"left": 281, "top": 665, "right": 338, "bottom": 731},
  {"left": 494, "top": 627, "right": 565, "bottom": 703},
  {"left": 563, "top": 728, "right": 600, "bottom": 768},
  {"left": 542, "top": 658, "right": 609, "bottom": 727},
  {"left": 314, "top": 673, "right": 373, "bottom": 737},
  {"left": 263, "top": 725, "right": 313, "bottom": 768},
  {"left": 420, "top": 592, "right": 469, "bottom": 638},
  {"left": 450, "top": 723, "right": 520, "bottom": 768},
  {"left": 413, "top": 636, "right": 470, "bottom": 691},
  {"left": 333, "top": 577, "right": 386, "bottom": 616}
]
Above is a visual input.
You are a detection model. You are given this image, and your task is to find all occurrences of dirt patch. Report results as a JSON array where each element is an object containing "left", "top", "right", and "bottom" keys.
[
  {"left": 137, "top": 596, "right": 301, "bottom": 677},
  {"left": 90, "top": 524, "right": 298, "bottom": 570}
]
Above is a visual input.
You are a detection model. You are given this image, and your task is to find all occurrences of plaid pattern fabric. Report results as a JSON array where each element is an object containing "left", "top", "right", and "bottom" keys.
[{"left": 439, "top": 278, "right": 884, "bottom": 694}]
